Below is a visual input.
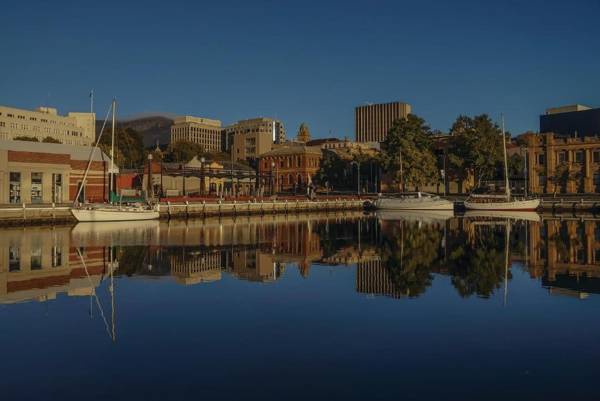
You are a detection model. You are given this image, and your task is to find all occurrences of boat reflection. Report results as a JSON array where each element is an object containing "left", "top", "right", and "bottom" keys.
[{"left": 2, "top": 211, "right": 600, "bottom": 309}]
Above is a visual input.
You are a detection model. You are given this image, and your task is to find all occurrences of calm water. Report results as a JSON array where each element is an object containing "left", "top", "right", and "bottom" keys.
[{"left": 1, "top": 211, "right": 599, "bottom": 401}]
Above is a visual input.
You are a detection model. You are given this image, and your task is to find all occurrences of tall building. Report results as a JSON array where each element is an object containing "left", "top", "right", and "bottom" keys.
[
  {"left": 355, "top": 101, "right": 411, "bottom": 143},
  {"left": 540, "top": 104, "right": 600, "bottom": 137},
  {"left": 223, "top": 118, "right": 285, "bottom": 161},
  {"left": 0, "top": 105, "right": 95, "bottom": 146},
  {"left": 170, "top": 116, "right": 222, "bottom": 152}
]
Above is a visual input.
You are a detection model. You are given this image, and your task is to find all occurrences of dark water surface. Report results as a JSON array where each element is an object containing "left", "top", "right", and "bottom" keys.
[{"left": 1, "top": 211, "right": 599, "bottom": 401}]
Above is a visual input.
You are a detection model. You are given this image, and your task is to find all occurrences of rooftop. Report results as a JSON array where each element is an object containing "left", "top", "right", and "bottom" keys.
[{"left": 0, "top": 139, "right": 110, "bottom": 162}]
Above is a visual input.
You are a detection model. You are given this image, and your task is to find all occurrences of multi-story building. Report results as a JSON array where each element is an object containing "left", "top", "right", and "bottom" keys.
[
  {"left": 521, "top": 132, "right": 600, "bottom": 194},
  {"left": 223, "top": 118, "right": 285, "bottom": 161},
  {"left": 355, "top": 101, "right": 411, "bottom": 143},
  {"left": 540, "top": 104, "right": 600, "bottom": 137},
  {"left": 0, "top": 139, "right": 112, "bottom": 204},
  {"left": 170, "top": 116, "right": 222, "bottom": 153},
  {"left": 258, "top": 145, "right": 322, "bottom": 192},
  {"left": 0, "top": 105, "right": 95, "bottom": 146}
]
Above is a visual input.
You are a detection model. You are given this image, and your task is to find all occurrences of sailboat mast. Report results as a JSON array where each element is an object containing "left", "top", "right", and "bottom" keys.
[
  {"left": 110, "top": 99, "right": 116, "bottom": 202},
  {"left": 501, "top": 115, "right": 510, "bottom": 199}
]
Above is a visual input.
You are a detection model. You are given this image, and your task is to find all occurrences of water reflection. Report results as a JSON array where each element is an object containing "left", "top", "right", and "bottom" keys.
[{"left": 3, "top": 212, "right": 600, "bottom": 309}]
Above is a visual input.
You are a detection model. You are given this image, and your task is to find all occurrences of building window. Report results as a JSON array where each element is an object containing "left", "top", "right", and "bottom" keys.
[
  {"left": 31, "top": 246, "right": 42, "bottom": 270},
  {"left": 51, "top": 246, "right": 62, "bottom": 267},
  {"left": 9, "top": 172, "right": 21, "bottom": 204},
  {"left": 575, "top": 151, "right": 584, "bottom": 163},
  {"left": 31, "top": 172, "right": 43, "bottom": 203},
  {"left": 557, "top": 151, "right": 566, "bottom": 163},
  {"left": 52, "top": 173, "right": 62, "bottom": 203},
  {"left": 537, "top": 154, "right": 545, "bottom": 166},
  {"left": 538, "top": 174, "right": 546, "bottom": 187},
  {"left": 594, "top": 151, "right": 600, "bottom": 163},
  {"left": 9, "top": 246, "right": 20, "bottom": 272}
]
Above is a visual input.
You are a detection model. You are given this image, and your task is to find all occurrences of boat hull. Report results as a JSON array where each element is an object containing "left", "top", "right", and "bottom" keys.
[
  {"left": 463, "top": 198, "right": 540, "bottom": 211},
  {"left": 71, "top": 207, "right": 159, "bottom": 222},
  {"left": 375, "top": 198, "right": 454, "bottom": 211}
]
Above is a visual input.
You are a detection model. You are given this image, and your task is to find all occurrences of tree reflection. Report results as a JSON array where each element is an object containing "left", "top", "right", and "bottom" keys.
[
  {"left": 379, "top": 220, "right": 443, "bottom": 298},
  {"left": 447, "top": 223, "right": 510, "bottom": 298}
]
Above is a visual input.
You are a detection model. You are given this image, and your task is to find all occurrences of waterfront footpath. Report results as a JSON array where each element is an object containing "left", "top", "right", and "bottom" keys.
[
  {"left": 0, "top": 196, "right": 368, "bottom": 225},
  {"left": 4, "top": 193, "right": 600, "bottom": 226}
]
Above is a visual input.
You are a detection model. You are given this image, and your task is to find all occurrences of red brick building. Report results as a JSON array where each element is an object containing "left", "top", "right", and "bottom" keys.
[
  {"left": 0, "top": 139, "right": 113, "bottom": 204},
  {"left": 258, "top": 145, "right": 322, "bottom": 192}
]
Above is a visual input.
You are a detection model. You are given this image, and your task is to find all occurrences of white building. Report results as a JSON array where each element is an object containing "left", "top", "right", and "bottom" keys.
[{"left": 0, "top": 105, "right": 95, "bottom": 146}]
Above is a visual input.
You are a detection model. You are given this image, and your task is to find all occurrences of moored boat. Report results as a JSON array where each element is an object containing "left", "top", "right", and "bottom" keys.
[
  {"left": 463, "top": 195, "right": 540, "bottom": 211},
  {"left": 70, "top": 99, "right": 160, "bottom": 223},
  {"left": 375, "top": 192, "right": 454, "bottom": 211},
  {"left": 464, "top": 115, "right": 540, "bottom": 212},
  {"left": 71, "top": 204, "right": 159, "bottom": 222}
]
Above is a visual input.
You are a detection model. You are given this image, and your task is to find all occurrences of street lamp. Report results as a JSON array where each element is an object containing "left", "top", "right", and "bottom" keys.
[
  {"left": 351, "top": 161, "right": 361, "bottom": 196},
  {"left": 200, "top": 156, "right": 206, "bottom": 195},
  {"left": 271, "top": 161, "right": 276, "bottom": 195},
  {"left": 147, "top": 153, "right": 153, "bottom": 199}
]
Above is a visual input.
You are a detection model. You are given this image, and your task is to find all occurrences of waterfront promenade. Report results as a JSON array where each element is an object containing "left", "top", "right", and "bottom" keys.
[{"left": 0, "top": 195, "right": 368, "bottom": 225}]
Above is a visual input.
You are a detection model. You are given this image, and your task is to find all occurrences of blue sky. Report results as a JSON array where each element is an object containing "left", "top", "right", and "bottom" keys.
[{"left": 1, "top": 0, "right": 599, "bottom": 138}]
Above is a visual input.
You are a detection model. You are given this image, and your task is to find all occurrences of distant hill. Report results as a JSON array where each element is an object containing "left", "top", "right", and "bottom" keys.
[{"left": 96, "top": 115, "right": 174, "bottom": 148}]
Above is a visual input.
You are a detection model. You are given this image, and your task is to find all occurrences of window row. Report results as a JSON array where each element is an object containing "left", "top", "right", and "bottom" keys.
[
  {"left": 9, "top": 172, "right": 63, "bottom": 204},
  {"left": 8, "top": 245, "right": 63, "bottom": 272}
]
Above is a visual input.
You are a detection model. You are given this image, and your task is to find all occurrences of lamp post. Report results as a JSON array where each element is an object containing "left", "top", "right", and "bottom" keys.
[
  {"left": 147, "top": 153, "right": 153, "bottom": 200},
  {"left": 521, "top": 146, "right": 528, "bottom": 197},
  {"left": 200, "top": 156, "right": 206, "bottom": 196},
  {"left": 271, "top": 161, "right": 276, "bottom": 195},
  {"left": 351, "top": 161, "right": 361, "bottom": 196}
]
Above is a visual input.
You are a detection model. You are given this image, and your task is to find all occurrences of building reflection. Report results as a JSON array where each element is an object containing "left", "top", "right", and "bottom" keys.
[
  {"left": 3, "top": 212, "right": 600, "bottom": 305},
  {"left": 0, "top": 226, "right": 113, "bottom": 304}
]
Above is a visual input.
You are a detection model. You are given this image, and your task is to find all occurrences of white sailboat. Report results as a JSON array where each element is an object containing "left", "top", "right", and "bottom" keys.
[
  {"left": 375, "top": 192, "right": 454, "bottom": 211},
  {"left": 464, "top": 116, "right": 540, "bottom": 212},
  {"left": 71, "top": 99, "right": 160, "bottom": 222},
  {"left": 375, "top": 151, "right": 454, "bottom": 211}
]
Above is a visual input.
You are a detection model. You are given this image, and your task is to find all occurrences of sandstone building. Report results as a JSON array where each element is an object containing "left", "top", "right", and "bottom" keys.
[
  {"left": 0, "top": 105, "right": 95, "bottom": 146},
  {"left": 170, "top": 116, "right": 222, "bottom": 152},
  {"left": 224, "top": 118, "right": 285, "bottom": 161}
]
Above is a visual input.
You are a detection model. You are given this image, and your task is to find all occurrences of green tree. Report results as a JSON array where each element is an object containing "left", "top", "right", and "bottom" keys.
[
  {"left": 447, "top": 114, "right": 504, "bottom": 189},
  {"left": 99, "top": 127, "right": 145, "bottom": 168},
  {"left": 314, "top": 150, "right": 352, "bottom": 190},
  {"left": 13, "top": 136, "right": 39, "bottom": 142},
  {"left": 549, "top": 162, "right": 581, "bottom": 196},
  {"left": 42, "top": 136, "right": 61, "bottom": 144},
  {"left": 508, "top": 153, "right": 524, "bottom": 179},
  {"left": 381, "top": 114, "right": 439, "bottom": 191},
  {"left": 163, "top": 141, "right": 205, "bottom": 163}
]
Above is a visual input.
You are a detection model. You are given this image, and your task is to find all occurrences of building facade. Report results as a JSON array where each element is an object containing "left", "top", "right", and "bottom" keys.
[
  {"left": 0, "top": 105, "right": 95, "bottom": 146},
  {"left": 540, "top": 105, "right": 600, "bottom": 137},
  {"left": 355, "top": 101, "right": 411, "bottom": 143},
  {"left": 522, "top": 132, "right": 600, "bottom": 194},
  {"left": 170, "top": 116, "right": 222, "bottom": 152},
  {"left": 258, "top": 145, "right": 322, "bottom": 192},
  {"left": 0, "top": 140, "right": 111, "bottom": 204},
  {"left": 224, "top": 118, "right": 284, "bottom": 161}
]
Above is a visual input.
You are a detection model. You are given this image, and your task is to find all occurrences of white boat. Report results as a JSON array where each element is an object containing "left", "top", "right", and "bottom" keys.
[
  {"left": 464, "top": 115, "right": 540, "bottom": 212},
  {"left": 375, "top": 192, "right": 454, "bottom": 211},
  {"left": 71, "top": 204, "right": 160, "bottom": 223},
  {"left": 70, "top": 99, "right": 159, "bottom": 223},
  {"left": 463, "top": 195, "right": 540, "bottom": 211}
]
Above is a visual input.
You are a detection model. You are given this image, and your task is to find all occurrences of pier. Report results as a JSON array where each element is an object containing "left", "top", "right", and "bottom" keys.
[{"left": 0, "top": 197, "right": 368, "bottom": 225}]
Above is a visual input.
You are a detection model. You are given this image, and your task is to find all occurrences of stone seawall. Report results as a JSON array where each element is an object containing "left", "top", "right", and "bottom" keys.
[{"left": 0, "top": 199, "right": 368, "bottom": 226}]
